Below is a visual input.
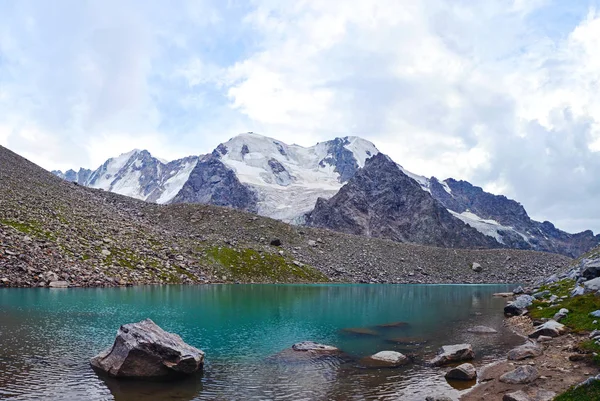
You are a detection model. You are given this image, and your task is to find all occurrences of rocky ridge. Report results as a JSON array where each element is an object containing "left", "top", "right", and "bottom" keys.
[{"left": 0, "top": 145, "right": 571, "bottom": 288}]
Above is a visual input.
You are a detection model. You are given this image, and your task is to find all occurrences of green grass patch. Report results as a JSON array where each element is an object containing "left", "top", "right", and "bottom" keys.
[
  {"left": 0, "top": 218, "right": 56, "bottom": 241},
  {"left": 555, "top": 380, "right": 600, "bottom": 401},
  {"left": 529, "top": 293, "right": 600, "bottom": 332},
  {"left": 206, "top": 246, "right": 329, "bottom": 283},
  {"left": 537, "top": 278, "right": 576, "bottom": 298}
]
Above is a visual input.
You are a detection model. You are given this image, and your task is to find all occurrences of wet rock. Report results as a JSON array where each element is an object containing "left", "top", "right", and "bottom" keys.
[
  {"left": 528, "top": 320, "right": 567, "bottom": 338},
  {"left": 499, "top": 365, "right": 539, "bottom": 384},
  {"left": 291, "top": 341, "right": 339, "bottom": 352},
  {"left": 507, "top": 342, "right": 543, "bottom": 360},
  {"left": 48, "top": 281, "right": 69, "bottom": 288},
  {"left": 376, "top": 321, "right": 410, "bottom": 329},
  {"left": 90, "top": 319, "right": 204, "bottom": 379},
  {"left": 504, "top": 295, "right": 534, "bottom": 316},
  {"left": 445, "top": 363, "right": 476, "bottom": 380},
  {"left": 360, "top": 351, "right": 409, "bottom": 368},
  {"left": 340, "top": 327, "right": 379, "bottom": 337},
  {"left": 467, "top": 326, "right": 497, "bottom": 334},
  {"left": 429, "top": 344, "right": 474, "bottom": 367}
]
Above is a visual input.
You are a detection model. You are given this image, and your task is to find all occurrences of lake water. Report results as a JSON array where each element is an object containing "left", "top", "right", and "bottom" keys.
[{"left": 0, "top": 284, "right": 522, "bottom": 401}]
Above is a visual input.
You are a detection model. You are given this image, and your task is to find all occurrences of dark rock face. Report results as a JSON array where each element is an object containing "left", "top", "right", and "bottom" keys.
[
  {"left": 90, "top": 319, "right": 204, "bottom": 379},
  {"left": 268, "top": 158, "right": 294, "bottom": 186},
  {"left": 318, "top": 137, "right": 360, "bottom": 183},
  {"left": 430, "top": 178, "right": 600, "bottom": 257},
  {"left": 306, "top": 154, "right": 501, "bottom": 249},
  {"left": 171, "top": 155, "right": 258, "bottom": 213}
]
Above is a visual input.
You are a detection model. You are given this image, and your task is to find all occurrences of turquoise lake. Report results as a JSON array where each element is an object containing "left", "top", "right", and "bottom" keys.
[{"left": 0, "top": 284, "right": 522, "bottom": 400}]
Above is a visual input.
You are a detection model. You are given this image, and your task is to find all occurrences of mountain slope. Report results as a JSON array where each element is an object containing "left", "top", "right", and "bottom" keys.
[
  {"left": 0, "top": 144, "right": 571, "bottom": 287},
  {"left": 305, "top": 154, "right": 500, "bottom": 249},
  {"left": 51, "top": 133, "right": 600, "bottom": 257}
]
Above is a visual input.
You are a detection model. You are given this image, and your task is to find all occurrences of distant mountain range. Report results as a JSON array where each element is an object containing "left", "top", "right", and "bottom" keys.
[{"left": 53, "top": 133, "right": 600, "bottom": 257}]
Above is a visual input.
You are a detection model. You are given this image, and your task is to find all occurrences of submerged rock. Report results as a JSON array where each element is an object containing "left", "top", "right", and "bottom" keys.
[
  {"left": 445, "top": 363, "right": 476, "bottom": 380},
  {"left": 507, "top": 342, "right": 543, "bottom": 360},
  {"left": 467, "top": 326, "right": 497, "bottom": 334},
  {"left": 291, "top": 341, "right": 339, "bottom": 352},
  {"left": 90, "top": 319, "right": 204, "bottom": 379},
  {"left": 499, "top": 365, "right": 539, "bottom": 384},
  {"left": 376, "top": 321, "right": 410, "bottom": 329},
  {"left": 360, "top": 351, "right": 409, "bottom": 368},
  {"left": 429, "top": 344, "right": 474, "bottom": 367},
  {"left": 340, "top": 327, "right": 379, "bottom": 337}
]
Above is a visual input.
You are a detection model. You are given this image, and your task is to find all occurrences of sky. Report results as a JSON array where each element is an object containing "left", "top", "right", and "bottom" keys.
[{"left": 1, "top": 0, "right": 600, "bottom": 234}]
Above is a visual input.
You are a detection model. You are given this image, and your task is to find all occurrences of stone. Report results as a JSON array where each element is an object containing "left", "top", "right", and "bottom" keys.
[
  {"left": 503, "top": 389, "right": 555, "bottom": 401},
  {"left": 291, "top": 341, "right": 339, "bottom": 352},
  {"left": 582, "top": 259, "right": 600, "bottom": 279},
  {"left": 513, "top": 286, "right": 525, "bottom": 294},
  {"left": 90, "top": 319, "right": 204, "bottom": 378},
  {"left": 360, "top": 351, "right": 409, "bottom": 368},
  {"left": 571, "top": 285, "right": 585, "bottom": 297},
  {"left": 584, "top": 277, "right": 600, "bottom": 293},
  {"left": 499, "top": 365, "right": 539, "bottom": 384},
  {"left": 553, "top": 308, "right": 569, "bottom": 321},
  {"left": 504, "top": 294, "right": 534, "bottom": 316},
  {"left": 426, "top": 397, "right": 453, "bottom": 401},
  {"left": 533, "top": 290, "right": 550, "bottom": 299},
  {"left": 503, "top": 391, "right": 529, "bottom": 401},
  {"left": 101, "top": 249, "right": 111, "bottom": 257},
  {"left": 507, "top": 342, "right": 543, "bottom": 360},
  {"left": 467, "top": 325, "right": 498, "bottom": 334},
  {"left": 269, "top": 238, "right": 282, "bottom": 246},
  {"left": 48, "top": 281, "right": 69, "bottom": 288},
  {"left": 528, "top": 320, "right": 567, "bottom": 338},
  {"left": 445, "top": 363, "right": 477, "bottom": 380},
  {"left": 472, "top": 262, "right": 482, "bottom": 272},
  {"left": 307, "top": 240, "right": 317, "bottom": 247},
  {"left": 429, "top": 344, "right": 474, "bottom": 367},
  {"left": 590, "top": 310, "right": 600, "bottom": 318},
  {"left": 589, "top": 329, "right": 600, "bottom": 339},
  {"left": 537, "top": 335, "right": 553, "bottom": 342}
]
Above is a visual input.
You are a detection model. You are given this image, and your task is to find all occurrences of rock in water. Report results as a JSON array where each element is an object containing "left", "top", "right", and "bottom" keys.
[
  {"left": 445, "top": 363, "right": 477, "bottom": 380},
  {"left": 429, "top": 344, "right": 474, "bottom": 366},
  {"left": 360, "top": 351, "right": 409, "bottom": 368},
  {"left": 90, "top": 319, "right": 204, "bottom": 379},
  {"left": 291, "top": 341, "right": 338, "bottom": 352},
  {"left": 467, "top": 326, "right": 497, "bottom": 334},
  {"left": 504, "top": 294, "right": 534, "bottom": 316}
]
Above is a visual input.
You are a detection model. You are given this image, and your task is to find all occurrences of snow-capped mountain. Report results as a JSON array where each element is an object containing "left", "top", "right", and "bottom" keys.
[
  {"left": 52, "top": 132, "right": 600, "bottom": 257},
  {"left": 54, "top": 150, "right": 199, "bottom": 204}
]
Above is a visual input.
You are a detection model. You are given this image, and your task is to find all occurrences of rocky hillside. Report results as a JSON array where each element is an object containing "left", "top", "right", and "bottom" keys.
[
  {"left": 0, "top": 145, "right": 571, "bottom": 287},
  {"left": 305, "top": 154, "right": 499, "bottom": 249}
]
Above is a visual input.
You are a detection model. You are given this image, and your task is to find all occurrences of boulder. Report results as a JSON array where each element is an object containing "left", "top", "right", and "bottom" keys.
[
  {"left": 533, "top": 290, "right": 550, "bottom": 299},
  {"left": 360, "top": 351, "right": 409, "bottom": 368},
  {"left": 582, "top": 259, "right": 600, "bottom": 279},
  {"left": 590, "top": 310, "right": 600, "bottom": 318},
  {"left": 503, "top": 391, "right": 529, "bottom": 401},
  {"left": 584, "top": 277, "right": 600, "bottom": 293},
  {"left": 537, "top": 335, "right": 553, "bottom": 342},
  {"left": 445, "top": 363, "right": 477, "bottom": 380},
  {"left": 528, "top": 320, "right": 567, "bottom": 338},
  {"left": 513, "top": 286, "right": 525, "bottom": 295},
  {"left": 507, "top": 342, "right": 543, "bottom": 360},
  {"left": 571, "top": 285, "right": 584, "bottom": 297},
  {"left": 90, "top": 319, "right": 204, "bottom": 379},
  {"left": 429, "top": 344, "right": 474, "bottom": 367},
  {"left": 270, "top": 341, "right": 342, "bottom": 363},
  {"left": 48, "top": 281, "right": 69, "bottom": 288},
  {"left": 269, "top": 238, "right": 282, "bottom": 246},
  {"left": 504, "top": 295, "right": 534, "bottom": 316},
  {"left": 467, "top": 326, "right": 498, "bottom": 334},
  {"left": 472, "top": 262, "right": 482, "bottom": 273},
  {"left": 499, "top": 365, "right": 539, "bottom": 384}
]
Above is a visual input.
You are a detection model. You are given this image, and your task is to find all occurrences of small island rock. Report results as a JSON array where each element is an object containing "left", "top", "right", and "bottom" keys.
[
  {"left": 429, "top": 344, "right": 474, "bottom": 366},
  {"left": 445, "top": 363, "right": 477, "bottom": 380},
  {"left": 90, "top": 319, "right": 204, "bottom": 379},
  {"left": 360, "top": 351, "right": 409, "bottom": 368}
]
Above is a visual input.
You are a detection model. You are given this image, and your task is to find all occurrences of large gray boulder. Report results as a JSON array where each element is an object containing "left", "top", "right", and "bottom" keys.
[
  {"left": 90, "top": 319, "right": 204, "bottom": 378},
  {"left": 429, "top": 344, "right": 474, "bottom": 366},
  {"left": 499, "top": 365, "right": 539, "bottom": 384},
  {"left": 584, "top": 277, "right": 600, "bottom": 293},
  {"left": 504, "top": 295, "right": 534, "bottom": 316},
  {"left": 528, "top": 320, "right": 567, "bottom": 338},
  {"left": 582, "top": 259, "right": 600, "bottom": 280},
  {"left": 507, "top": 342, "right": 543, "bottom": 360},
  {"left": 445, "top": 363, "right": 477, "bottom": 380}
]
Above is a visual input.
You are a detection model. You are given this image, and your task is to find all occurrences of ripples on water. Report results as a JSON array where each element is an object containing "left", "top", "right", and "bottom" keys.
[{"left": 0, "top": 284, "right": 521, "bottom": 400}]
